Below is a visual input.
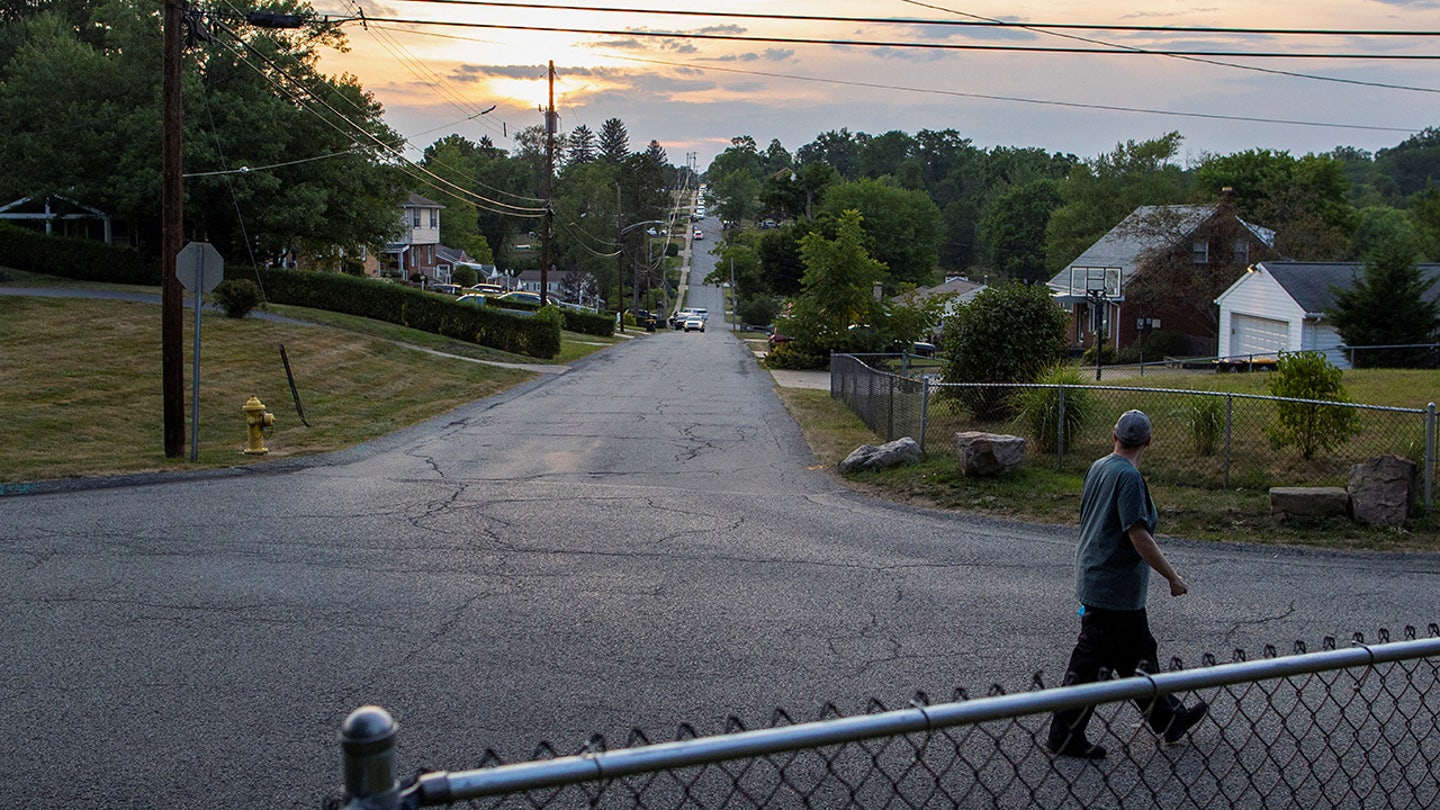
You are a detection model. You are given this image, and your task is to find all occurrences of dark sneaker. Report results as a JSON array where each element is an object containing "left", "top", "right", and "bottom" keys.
[
  {"left": 1045, "top": 738, "right": 1107, "bottom": 759},
  {"left": 1161, "top": 701, "right": 1209, "bottom": 744}
]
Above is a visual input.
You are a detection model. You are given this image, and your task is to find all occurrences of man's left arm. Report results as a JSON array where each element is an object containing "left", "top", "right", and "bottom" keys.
[{"left": 1127, "top": 524, "right": 1188, "bottom": 597}]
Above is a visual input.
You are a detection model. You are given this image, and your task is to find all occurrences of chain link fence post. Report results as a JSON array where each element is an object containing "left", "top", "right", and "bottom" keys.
[
  {"left": 340, "top": 706, "right": 401, "bottom": 810},
  {"left": 1427, "top": 402, "right": 1436, "bottom": 511},
  {"left": 1057, "top": 385, "right": 1066, "bottom": 470},
  {"left": 1223, "top": 393, "right": 1234, "bottom": 489},
  {"left": 887, "top": 373, "right": 895, "bottom": 440},
  {"left": 920, "top": 375, "right": 931, "bottom": 453}
]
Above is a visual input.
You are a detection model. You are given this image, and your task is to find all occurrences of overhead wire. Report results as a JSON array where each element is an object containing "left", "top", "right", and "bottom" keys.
[
  {"left": 211, "top": 21, "right": 548, "bottom": 216},
  {"left": 338, "top": 15, "right": 1440, "bottom": 59},
  {"left": 368, "top": 0, "right": 1440, "bottom": 39},
  {"left": 897, "top": 0, "right": 1440, "bottom": 95}
]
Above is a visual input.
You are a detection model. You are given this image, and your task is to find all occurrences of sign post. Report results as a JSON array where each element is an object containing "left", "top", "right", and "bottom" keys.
[{"left": 176, "top": 242, "right": 224, "bottom": 461}]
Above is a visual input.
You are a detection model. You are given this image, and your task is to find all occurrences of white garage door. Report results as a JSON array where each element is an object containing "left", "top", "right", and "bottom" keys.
[{"left": 1232, "top": 314, "right": 1290, "bottom": 357}]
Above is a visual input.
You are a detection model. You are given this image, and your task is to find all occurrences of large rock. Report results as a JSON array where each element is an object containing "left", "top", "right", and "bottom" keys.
[
  {"left": 840, "top": 437, "right": 923, "bottom": 473},
  {"left": 1269, "top": 487, "right": 1350, "bottom": 520},
  {"left": 953, "top": 432, "right": 1026, "bottom": 476},
  {"left": 1348, "top": 454, "right": 1417, "bottom": 526}
]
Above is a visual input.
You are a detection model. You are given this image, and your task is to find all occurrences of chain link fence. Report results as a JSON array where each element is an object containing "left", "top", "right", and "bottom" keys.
[
  {"left": 329, "top": 626, "right": 1440, "bottom": 809},
  {"left": 829, "top": 353, "right": 1438, "bottom": 509}
]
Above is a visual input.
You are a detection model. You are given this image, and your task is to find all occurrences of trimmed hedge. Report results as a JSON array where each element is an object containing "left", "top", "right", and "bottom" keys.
[
  {"left": 243, "top": 266, "right": 562, "bottom": 359},
  {"left": 0, "top": 222, "right": 160, "bottom": 285},
  {"left": 562, "top": 308, "right": 616, "bottom": 337},
  {"left": 0, "top": 227, "right": 567, "bottom": 358}
]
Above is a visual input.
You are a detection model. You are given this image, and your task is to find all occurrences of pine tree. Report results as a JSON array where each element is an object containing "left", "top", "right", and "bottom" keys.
[
  {"left": 598, "top": 118, "right": 630, "bottom": 163},
  {"left": 1328, "top": 241, "right": 1439, "bottom": 367}
]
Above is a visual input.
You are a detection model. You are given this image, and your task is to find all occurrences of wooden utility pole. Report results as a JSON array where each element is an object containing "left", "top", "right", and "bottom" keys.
[
  {"left": 539, "top": 60, "right": 555, "bottom": 306},
  {"left": 161, "top": 0, "right": 185, "bottom": 457}
]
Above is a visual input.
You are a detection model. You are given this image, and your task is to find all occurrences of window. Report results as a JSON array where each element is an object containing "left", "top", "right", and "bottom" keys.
[
  {"left": 1233, "top": 239, "right": 1249, "bottom": 263},
  {"left": 411, "top": 210, "right": 421, "bottom": 228},
  {"left": 429, "top": 209, "right": 438, "bottom": 228},
  {"left": 1192, "top": 240, "right": 1210, "bottom": 264}
]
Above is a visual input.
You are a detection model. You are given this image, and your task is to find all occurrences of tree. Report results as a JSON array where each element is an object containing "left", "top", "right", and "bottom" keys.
[
  {"left": 768, "top": 209, "right": 888, "bottom": 366},
  {"left": 978, "top": 179, "right": 1061, "bottom": 283},
  {"left": 941, "top": 282, "right": 1069, "bottom": 420},
  {"left": 598, "top": 117, "right": 630, "bottom": 163},
  {"left": 1193, "top": 149, "right": 1355, "bottom": 260},
  {"left": 1266, "top": 352, "right": 1361, "bottom": 459},
  {"left": 816, "top": 178, "right": 942, "bottom": 288},
  {"left": 1045, "top": 132, "right": 1189, "bottom": 271},
  {"left": 796, "top": 129, "right": 861, "bottom": 180},
  {"left": 419, "top": 136, "right": 493, "bottom": 262},
  {"left": 711, "top": 168, "right": 762, "bottom": 224},
  {"left": 0, "top": 1, "right": 405, "bottom": 262},
  {"left": 1327, "top": 240, "right": 1439, "bottom": 367},
  {"left": 566, "top": 124, "right": 596, "bottom": 165}
]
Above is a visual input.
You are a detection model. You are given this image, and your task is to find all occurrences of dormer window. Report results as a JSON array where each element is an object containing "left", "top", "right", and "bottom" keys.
[
  {"left": 1233, "top": 239, "right": 1249, "bottom": 263},
  {"left": 1192, "top": 240, "right": 1210, "bottom": 264}
]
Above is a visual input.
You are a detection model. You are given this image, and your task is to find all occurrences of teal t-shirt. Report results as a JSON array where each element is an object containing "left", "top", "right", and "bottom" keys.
[{"left": 1074, "top": 453, "right": 1157, "bottom": 610}]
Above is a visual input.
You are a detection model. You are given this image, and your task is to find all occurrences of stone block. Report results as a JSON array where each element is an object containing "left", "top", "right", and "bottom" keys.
[
  {"left": 953, "top": 432, "right": 1026, "bottom": 477},
  {"left": 1269, "top": 487, "right": 1350, "bottom": 519},
  {"left": 840, "top": 437, "right": 923, "bottom": 473},
  {"left": 1348, "top": 454, "right": 1417, "bottom": 526}
]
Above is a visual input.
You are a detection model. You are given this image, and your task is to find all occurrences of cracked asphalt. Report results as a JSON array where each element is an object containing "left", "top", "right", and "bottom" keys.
[{"left": 3, "top": 268, "right": 1438, "bottom": 807}]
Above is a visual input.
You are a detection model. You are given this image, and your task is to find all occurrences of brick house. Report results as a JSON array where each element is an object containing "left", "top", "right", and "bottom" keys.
[{"left": 1046, "top": 196, "right": 1279, "bottom": 355}]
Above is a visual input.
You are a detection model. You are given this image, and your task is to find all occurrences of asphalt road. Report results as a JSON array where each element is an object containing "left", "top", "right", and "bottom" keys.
[{"left": 2, "top": 269, "right": 1438, "bottom": 808}]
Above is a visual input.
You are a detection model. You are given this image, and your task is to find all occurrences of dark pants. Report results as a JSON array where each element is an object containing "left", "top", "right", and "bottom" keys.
[{"left": 1048, "top": 606, "right": 1184, "bottom": 748}]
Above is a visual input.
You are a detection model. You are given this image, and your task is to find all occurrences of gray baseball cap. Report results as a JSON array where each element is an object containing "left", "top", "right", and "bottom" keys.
[{"left": 1114, "top": 409, "right": 1152, "bottom": 445}]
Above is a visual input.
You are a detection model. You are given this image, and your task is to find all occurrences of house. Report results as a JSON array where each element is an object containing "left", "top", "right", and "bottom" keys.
[
  {"left": 383, "top": 193, "right": 445, "bottom": 281},
  {"left": 893, "top": 276, "right": 986, "bottom": 343},
  {"left": 1047, "top": 196, "right": 1278, "bottom": 355},
  {"left": 1214, "top": 261, "right": 1440, "bottom": 369}
]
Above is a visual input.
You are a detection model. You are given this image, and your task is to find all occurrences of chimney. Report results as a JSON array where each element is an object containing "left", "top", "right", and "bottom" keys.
[{"left": 1220, "top": 186, "right": 1236, "bottom": 208}]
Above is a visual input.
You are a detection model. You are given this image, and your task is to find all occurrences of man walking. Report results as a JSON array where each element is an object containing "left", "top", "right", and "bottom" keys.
[{"left": 1046, "top": 410, "right": 1208, "bottom": 759}]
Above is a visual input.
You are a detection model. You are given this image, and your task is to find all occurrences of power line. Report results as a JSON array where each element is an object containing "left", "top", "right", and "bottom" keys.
[
  {"left": 212, "top": 26, "right": 547, "bottom": 216},
  {"left": 376, "top": 0, "right": 1440, "bottom": 39},
  {"left": 899, "top": 0, "right": 1440, "bottom": 95},
  {"left": 347, "top": 15, "right": 1440, "bottom": 59}
]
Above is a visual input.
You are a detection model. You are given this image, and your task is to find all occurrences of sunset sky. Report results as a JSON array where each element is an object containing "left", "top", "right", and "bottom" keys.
[{"left": 309, "top": 1, "right": 1440, "bottom": 171}]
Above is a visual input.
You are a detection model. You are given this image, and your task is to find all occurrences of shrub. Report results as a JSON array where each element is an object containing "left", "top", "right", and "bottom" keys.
[
  {"left": 1177, "top": 395, "right": 1226, "bottom": 456},
  {"left": 736, "top": 294, "right": 782, "bottom": 328},
  {"left": 1266, "top": 352, "right": 1361, "bottom": 459},
  {"left": 1012, "top": 365, "right": 1097, "bottom": 453},
  {"left": 212, "top": 278, "right": 262, "bottom": 318},
  {"left": 941, "top": 281, "right": 1069, "bottom": 420},
  {"left": 0, "top": 223, "right": 159, "bottom": 285}
]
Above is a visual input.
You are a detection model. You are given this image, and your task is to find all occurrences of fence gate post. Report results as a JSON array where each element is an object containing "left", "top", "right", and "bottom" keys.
[
  {"left": 340, "top": 706, "right": 401, "bottom": 810},
  {"left": 1427, "top": 403, "right": 1436, "bottom": 511}
]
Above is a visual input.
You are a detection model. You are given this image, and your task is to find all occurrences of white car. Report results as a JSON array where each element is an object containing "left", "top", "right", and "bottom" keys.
[{"left": 683, "top": 316, "right": 705, "bottom": 333}]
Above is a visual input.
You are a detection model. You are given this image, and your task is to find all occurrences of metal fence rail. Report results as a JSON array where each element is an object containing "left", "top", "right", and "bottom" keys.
[
  {"left": 331, "top": 627, "right": 1440, "bottom": 809},
  {"left": 829, "top": 353, "right": 1438, "bottom": 509}
]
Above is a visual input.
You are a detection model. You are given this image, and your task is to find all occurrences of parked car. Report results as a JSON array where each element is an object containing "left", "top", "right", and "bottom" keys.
[
  {"left": 469, "top": 283, "right": 505, "bottom": 295},
  {"left": 430, "top": 283, "right": 463, "bottom": 295},
  {"left": 768, "top": 332, "right": 792, "bottom": 346},
  {"left": 683, "top": 316, "right": 705, "bottom": 333},
  {"left": 693, "top": 229, "right": 704, "bottom": 240},
  {"left": 497, "top": 291, "right": 542, "bottom": 305},
  {"left": 455, "top": 294, "right": 487, "bottom": 308},
  {"left": 670, "top": 309, "right": 695, "bottom": 329}
]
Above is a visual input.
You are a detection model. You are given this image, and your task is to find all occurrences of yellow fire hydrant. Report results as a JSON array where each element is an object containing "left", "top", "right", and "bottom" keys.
[{"left": 242, "top": 395, "right": 276, "bottom": 455}]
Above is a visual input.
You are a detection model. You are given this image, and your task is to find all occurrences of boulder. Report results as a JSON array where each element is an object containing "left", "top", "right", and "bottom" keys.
[
  {"left": 840, "top": 437, "right": 924, "bottom": 473},
  {"left": 1348, "top": 454, "right": 1417, "bottom": 526},
  {"left": 1269, "top": 487, "right": 1350, "bottom": 520},
  {"left": 953, "top": 432, "right": 1026, "bottom": 476}
]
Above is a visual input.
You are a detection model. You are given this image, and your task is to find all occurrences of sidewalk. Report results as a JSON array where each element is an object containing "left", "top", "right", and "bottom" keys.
[{"left": 769, "top": 369, "right": 829, "bottom": 390}]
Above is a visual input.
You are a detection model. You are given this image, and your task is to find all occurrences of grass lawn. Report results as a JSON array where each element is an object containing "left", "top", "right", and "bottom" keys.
[
  {"left": 776, "top": 384, "right": 1440, "bottom": 553},
  {"left": 0, "top": 280, "right": 621, "bottom": 483}
]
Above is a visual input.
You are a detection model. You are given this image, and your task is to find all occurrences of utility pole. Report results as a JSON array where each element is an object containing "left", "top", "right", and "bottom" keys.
[
  {"left": 614, "top": 182, "right": 624, "bottom": 333},
  {"left": 161, "top": 0, "right": 185, "bottom": 457},
  {"left": 539, "top": 60, "right": 555, "bottom": 306}
]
